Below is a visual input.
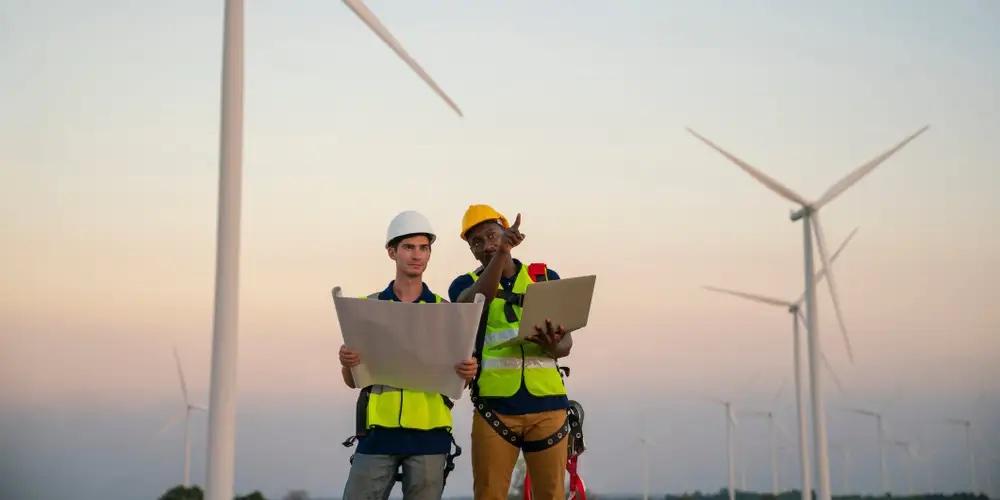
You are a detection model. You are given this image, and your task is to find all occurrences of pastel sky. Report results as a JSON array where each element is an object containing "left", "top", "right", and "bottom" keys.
[{"left": 2, "top": 1, "right": 999, "bottom": 499}]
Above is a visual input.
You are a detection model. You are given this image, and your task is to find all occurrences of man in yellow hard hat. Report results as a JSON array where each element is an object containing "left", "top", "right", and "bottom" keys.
[
  {"left": 339, "top": 210, "right": 478, "bottom": 500},
  {"left": 448, "top": 204, "right": 574, "bottom": 500}
]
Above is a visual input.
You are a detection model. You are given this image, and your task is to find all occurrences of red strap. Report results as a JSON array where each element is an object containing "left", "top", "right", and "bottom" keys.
[
  {"left": 523, "top": 456, "right": 585, "bottom": 500},
  {"left": 567, "top": 456, "right": 586, "bottom": 500}
]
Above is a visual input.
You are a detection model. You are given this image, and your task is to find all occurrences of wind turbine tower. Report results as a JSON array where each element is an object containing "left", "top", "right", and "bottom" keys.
[{"left": 204, "top": 2, "right": 462, "bottom": 499}]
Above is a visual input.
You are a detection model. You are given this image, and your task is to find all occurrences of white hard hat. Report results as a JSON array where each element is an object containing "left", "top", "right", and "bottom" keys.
[{"left": 386, "top": 210, "right": 436, "bottom": 247}]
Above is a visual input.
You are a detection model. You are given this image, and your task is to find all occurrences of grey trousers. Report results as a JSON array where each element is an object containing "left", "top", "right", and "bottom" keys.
[{"left": 343, "top": 453, "right": 447, "bottom": 500}]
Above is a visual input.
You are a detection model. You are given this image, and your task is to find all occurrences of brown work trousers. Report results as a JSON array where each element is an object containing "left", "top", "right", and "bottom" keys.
[{"left": 471, "top": 409, "right": 568, "bottom": 500}]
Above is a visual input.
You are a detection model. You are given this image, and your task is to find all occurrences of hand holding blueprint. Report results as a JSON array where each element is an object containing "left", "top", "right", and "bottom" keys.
[{"left": 331, "top": 287, "right": 485, "bottom": 399}]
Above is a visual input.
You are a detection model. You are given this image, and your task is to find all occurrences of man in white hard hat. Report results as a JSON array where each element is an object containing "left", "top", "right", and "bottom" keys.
[{"left": 339, "top": 210, "right": 478, "bottom": 500}]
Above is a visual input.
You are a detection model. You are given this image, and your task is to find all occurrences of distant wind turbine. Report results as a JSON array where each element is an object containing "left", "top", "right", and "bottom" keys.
[
  {"left": 891, "top": 440, "right": 917, "bottom": 497},
  {"left": 639, "top": 436, "right": 650, "bottom": 500},
  {"left": 689, "top": 125, "right": 928, "bottom": 500},
  {"left": 203, "top": 2, "right": 462, "bottom": 500},
  {"left": 161, "top": 348, "right": 207, "bottom": 488},
  {"left": 946, "top": 418, "right": 978, "bottom": 494},
  {"left": 848, "top": 408, "right": 890, "bottom": 495},
  {"left": 741, "top": 409, "right": 781, "bottom": 497},
  {"left": 737, "top": 383, "right": 790, "bottom": 498},
  {"left": 711, "top": 400, "right": 739, "bottom": 500},
  {"left": 986, "top": 453, "right": 998, "bottom": 499}
]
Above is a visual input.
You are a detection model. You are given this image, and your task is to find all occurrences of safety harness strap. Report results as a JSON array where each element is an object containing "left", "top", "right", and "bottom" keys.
[{"left": 473, "top": 397, "right": 571, "bottom": 452}]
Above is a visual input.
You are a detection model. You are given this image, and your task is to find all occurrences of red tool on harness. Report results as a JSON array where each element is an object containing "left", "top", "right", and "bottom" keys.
[
  {"left": 521, "top": 455, "right": 586, "bottom": 500},
  {"left": 522, "top": 400, "right": 587, "bottom": 500}
]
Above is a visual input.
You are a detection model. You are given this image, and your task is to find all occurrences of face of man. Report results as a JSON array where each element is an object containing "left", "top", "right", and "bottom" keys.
[
  {"left": 464, "top": 221, "right": 504, "bottom": 267},
  {"left": 388, "top": 234, "right": 432, "bottom": 278}
]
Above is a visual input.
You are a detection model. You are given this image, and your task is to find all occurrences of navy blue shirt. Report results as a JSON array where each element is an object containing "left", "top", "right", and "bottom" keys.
[
  {"left": 356, "top": 281, "right": 453, "bottom": 456},
  {"left": 448, "top": 260, "right": 570, "bottom": 416}
]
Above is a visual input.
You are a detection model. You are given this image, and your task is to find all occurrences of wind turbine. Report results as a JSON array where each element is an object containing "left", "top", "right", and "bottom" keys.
[
  {"left": 204, "top": 2, "right": 462, "bottom": 500},
  {"left": 848, "top": 408, "right": 890, "bottom": 495},
  {"left": 689, "top": 125, "right": 928, "bottom": 500},
  {"left": 737, "top": 383, "right": 790, "bottom": 498},
  {"left": 945, "top": 418, "right": 978, "bottom": 494},
  {"left": 704, "top": 227, "right": 856, "bottom": 500},
  {"left": 168, "top": 348, "right": 207, "bottom": 488},
  {"left": 986, "top": 453, "right": 998, "bottom": 499},
  {"left": 711, "top": 400, "right": 739, "bottom": 500},
  {"left": 639, "top": 436, "right": 650, "bottom": 500},
  {"left": 741, "top": 409, "right": 780, "bottom": 497},
  {"left": 890, "top": 440, "right": 917, "bottom": 497}
]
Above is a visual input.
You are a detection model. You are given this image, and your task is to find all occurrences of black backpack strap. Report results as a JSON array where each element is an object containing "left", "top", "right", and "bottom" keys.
[
  {"left": 500, "top": 288, "right": 524, "bottom": 324},
  {"left": 342, "top": 385, "right": 374, "bottom": 465},
  {"left": 354, "top": 386, "right": 372, "bottom": 438},
  {"left": 442, "top": 434, "right": 463, "bottom": 486}
]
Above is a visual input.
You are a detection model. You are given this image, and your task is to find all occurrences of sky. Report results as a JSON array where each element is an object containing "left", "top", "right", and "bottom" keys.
[{"left": 2, "top": 0, "right": 999, "bottom": 498}]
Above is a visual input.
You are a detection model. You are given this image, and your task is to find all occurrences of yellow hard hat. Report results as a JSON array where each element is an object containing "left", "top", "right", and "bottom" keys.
[{"left": 460, "top": 204, "right": 509, "bottom": 240}]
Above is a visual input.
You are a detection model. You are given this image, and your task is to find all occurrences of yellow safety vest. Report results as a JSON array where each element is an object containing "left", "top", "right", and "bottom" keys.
[
  {"left": 470, "top": 264, "right": 567, "bottom": 398},
  {"left": 363, "top": 292, "right": 453, "bottom": 431}
]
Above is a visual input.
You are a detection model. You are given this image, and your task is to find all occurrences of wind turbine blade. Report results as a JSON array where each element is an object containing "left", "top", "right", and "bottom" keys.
[
  {"left": 945, "top": 418, "right": 970, "bottom": 426},
  {"left": 848, "top": 408, "right": 878, "bottom": 418},
  {"left": 814, "top": 126, "right": 929, "bottom": 209},
  {"left": 173, "top": 347, "right": 190, "bottom": 404},
  {"left": 191, "top": 405, "right": 209, "bottom": 412},
  {"left": 342, "top": 0, "right": 463, "bottom": 117},
  {"left": 829, "top": 227, "right": 859, "bottom": 264},
  {"left": 811, "top": 212, "right": 855, "bottom": 364},
  {"left": 794, "top": 227, "right": 859, "bottom": 306},
  {"left": 821, "top": 351, "right": 847, "bottom": 396},
  {"left": 156, "top": 410, "right": 186, "bottom": 436},
  {"left": 703, "top": 286, "right": 794, "bottom": 308},
  {"left": 687, "top": 128, "right": 810, "bottom": 206}
]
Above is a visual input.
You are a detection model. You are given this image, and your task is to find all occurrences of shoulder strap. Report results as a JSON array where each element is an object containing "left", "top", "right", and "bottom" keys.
[{"left": 470, "top": 305, "right": 489, "bottom": 400}]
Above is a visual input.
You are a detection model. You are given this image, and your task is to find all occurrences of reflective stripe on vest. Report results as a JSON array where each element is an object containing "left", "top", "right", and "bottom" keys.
[
  {"left": 363, "top": 292, "right": 453, "bottom": 431},
  {"left": 470, "top": 264, "right": 567, "bottom": 398},
  {"left": 482, "top": 356, "right": 558, "bottom": 370}
]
